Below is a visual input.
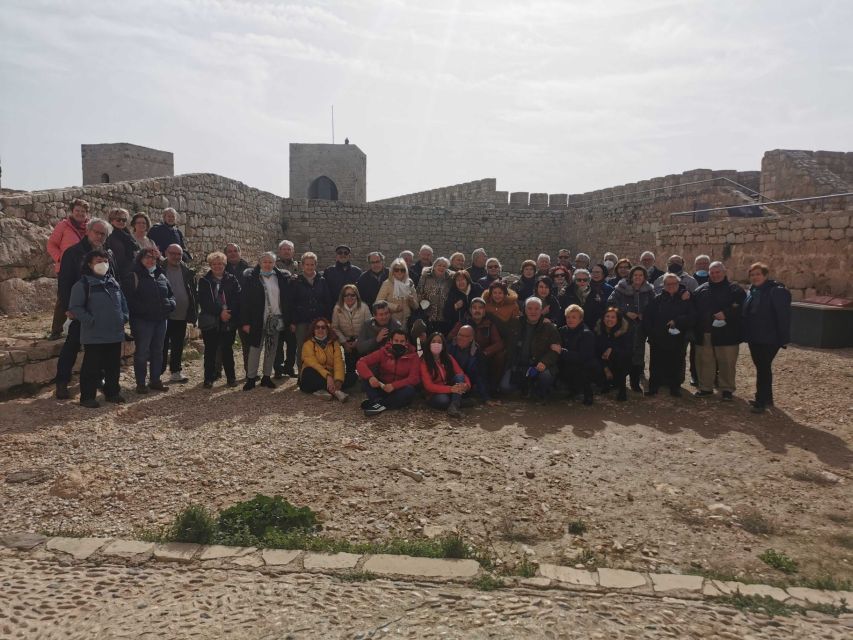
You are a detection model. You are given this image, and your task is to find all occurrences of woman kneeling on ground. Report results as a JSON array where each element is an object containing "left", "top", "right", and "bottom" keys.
[
  {"left": 420, "top": 332, "right": 471, "bottom": 418},
  {"left": 356, "top": 329, "right": 421, "bottom": 416},
  {"left": 298, "top": 317, "right": 348, "bottom": 402},
  {"left": 595, "top": 307, "right": 632, "bottom": 401}
]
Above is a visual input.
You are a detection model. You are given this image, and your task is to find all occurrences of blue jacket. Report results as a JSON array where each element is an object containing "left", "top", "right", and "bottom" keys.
[
  {"left": 68, "top": 274, "right": 128, "bottom": 344},
  {"left": 447, "top": 342, "right": 489, "bottom": 401},
  {"left": 124, "top": 264, "right": 176, "bottom": 322},
  {"left": 148, "top": 223, "right": 192, "bottom": 261},
  {"left": 742, "top": 279, "right": 791, "bottom": 346}
]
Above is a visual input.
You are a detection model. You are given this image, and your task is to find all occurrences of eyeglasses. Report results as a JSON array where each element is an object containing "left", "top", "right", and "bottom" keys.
[
  {"left": 336, "top": 250, "right": 350, "bottom": 256},
  {"left": 575, "top": 278, "right": 589, "bottom": 283}
]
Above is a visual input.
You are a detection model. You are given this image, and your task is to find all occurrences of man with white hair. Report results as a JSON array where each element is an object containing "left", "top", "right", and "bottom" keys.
[
  {"left": 574, "top": 253, "right": 591, "bottom": 271},
  {"left": 639, "top": 251, "right": 664, "bottom": 283},
  {"left": 274, "top": 239, "right": 298, "bottom": 377},
  {"left": 692, "top": 254, "right": 712, "bottom": 286},
  {"left": 536, "top": 253, "right": 551, "bottom": 277},
  {"left": 410, "top": 244, "right": 433, "bottom": 286},
  {"left": 499, "top": 296, "right": 561, "bottom": 400},
  {"left": 399, "top": 250, "right": 414, "bottom": 268},
  {"left": 467, "top": 248, "right": 488, "bottom": 283},
  {"left": 148, "top": 207, "right": 192, "bottom": 261},
  {"left": 691, "top": 261, "right": 745, "bottom": 400}
]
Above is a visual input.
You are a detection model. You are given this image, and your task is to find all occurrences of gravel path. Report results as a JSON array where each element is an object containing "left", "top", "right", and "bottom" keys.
[
  {"left": 1, "top": 345, "right": 851, "bottom": 584},
  {"left": 1, "top": 553, "right": 848, "bottom": 639}
]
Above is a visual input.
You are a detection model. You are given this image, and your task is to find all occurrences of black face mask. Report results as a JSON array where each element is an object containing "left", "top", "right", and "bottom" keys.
[
  {"left": 668, "top": 263, "right": 683, "bottom": 274},
  {"left": 391, "top": 343, "right": 406, "bottom": 358}
]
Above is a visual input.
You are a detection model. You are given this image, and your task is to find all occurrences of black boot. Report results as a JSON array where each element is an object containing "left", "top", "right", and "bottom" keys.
[
  {"left": 582, "top": 383, "right": 593, "bottom": 406},
  {"left": 629, "top": 366, "right": 643, "bottom": 393},
  {"left": 616, "top": 380, "right": 627, "bottom": 401},
  {"left": 260, "top": 375, "right": 277, "bottom": 389},
  {"left": 55, "top": 381, "right": 70, "bottom": 400},
  {"left": 242, "top": 377, "right": 256, "bottom": 391}
]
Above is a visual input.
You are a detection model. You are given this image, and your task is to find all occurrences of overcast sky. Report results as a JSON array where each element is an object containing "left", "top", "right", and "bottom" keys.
[{"left": 1, "top": 0, "right": 851, "bottom": 199}]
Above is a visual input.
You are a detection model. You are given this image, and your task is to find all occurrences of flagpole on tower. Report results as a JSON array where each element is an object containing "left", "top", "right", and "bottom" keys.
[{"left": 331, "top": 105, "right": 335, "bottom": 144}]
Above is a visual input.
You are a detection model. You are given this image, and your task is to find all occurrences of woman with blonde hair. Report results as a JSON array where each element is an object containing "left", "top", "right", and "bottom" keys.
[
  {"left": 377, "top": 258, "right": 419, "bottom": 326},
  {"left": 331, "top": 284, "right": 371, "bottom": 387}
]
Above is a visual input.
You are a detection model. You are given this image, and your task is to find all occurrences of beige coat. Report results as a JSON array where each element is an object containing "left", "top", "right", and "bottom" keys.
[
  {"left": 331, "top": 302, "right": 372, "bottom": 342},
  {"left": 377, "top": 277, "right": 419, "bottom": 325}
]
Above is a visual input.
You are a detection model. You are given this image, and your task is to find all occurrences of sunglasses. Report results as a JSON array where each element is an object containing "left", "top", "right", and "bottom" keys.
[
  {"left": 393, "top": 267, "right": 406, "bottom": 272},
  {"left": 575, "top": 278, "right": 589, "bottom": 283}
]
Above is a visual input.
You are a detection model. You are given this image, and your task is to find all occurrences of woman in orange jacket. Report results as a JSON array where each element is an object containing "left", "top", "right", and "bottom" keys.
[{"left": 298, "top": 317, "right": 349, "bottom": 402}]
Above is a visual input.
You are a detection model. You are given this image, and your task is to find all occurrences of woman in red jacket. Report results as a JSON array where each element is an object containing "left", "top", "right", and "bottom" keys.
[
  {"left": 355, "top": 330, "right": 421, "bottom": 416},
  {"left": 420, "top": 332, "right": 471, "bottom": 417}
]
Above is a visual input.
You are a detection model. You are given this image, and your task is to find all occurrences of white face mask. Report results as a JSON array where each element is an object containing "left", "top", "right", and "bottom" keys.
[
  {"left": 93, "top": 262, "right": 109, "bottom": 276},
  {"left": 604, "top": 260, "right": 615, "bottom": 270}
]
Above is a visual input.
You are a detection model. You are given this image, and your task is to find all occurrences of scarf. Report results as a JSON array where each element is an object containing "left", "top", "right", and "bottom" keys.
[{"left": 392, "top": 277, "right": 411, "bottom": 299}]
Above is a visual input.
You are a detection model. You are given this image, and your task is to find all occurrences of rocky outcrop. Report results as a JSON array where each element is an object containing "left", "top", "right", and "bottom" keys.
[
  {"left": 0, "top": 216, "right": 54, "bottom": 282},
  {"left": 0, "top": 277, "right": 57, "bottom": 315}
]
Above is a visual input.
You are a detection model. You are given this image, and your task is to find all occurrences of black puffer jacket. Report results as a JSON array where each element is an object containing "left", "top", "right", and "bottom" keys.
[
  {"left": 197, "top": 271, "right": 241, "bottom": 332},
  {"left": 289, "top": 273, "right": 332, "bottom": 324},
  {"left": 124, "top": 263, "right": 176, "bottom": 322},
  {"left": 558, "top": 322, "right": 596, "bottom": 367},
  {"left": 643, "top": 286, "right": 696, "bottom": 350},
  {"left": 742, "top": 279, "right": 791, "bottom": 346},
  {"left": 594, "top": 317, "right": 633, "bottom": 367},
  {"left": 106, "top": 229, "right": 139, "bottom": 279},
  {"left": 692, "top": 278, "right": 746, "bottom": 346},
  {"left": 443, "top": 283, "right": 484, "bottom": 326}
]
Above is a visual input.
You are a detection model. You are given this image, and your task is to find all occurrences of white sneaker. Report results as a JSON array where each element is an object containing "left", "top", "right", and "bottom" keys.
[
  {"left": 169, "top": 371, "right": 189, "bottom": 383},
  {"left": 333, "top": 390, "right": 349, "bottom": 403},
  {"left": 313, "top": 390, "right": 333, "bottom": 401}
]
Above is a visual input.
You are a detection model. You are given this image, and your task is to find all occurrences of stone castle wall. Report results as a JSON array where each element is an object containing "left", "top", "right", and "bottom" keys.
[
  {"left": 760, "top": 149, "right": 852, "bottom": 208},
  {"left": 82, "top": 143, "right": 174, "bottom": 185},
  {"left": 289, "top": 144, "right": 367, "bottom": 204},
  {"left": 371, "top": 179, "right": 498, "bottom": 206}
]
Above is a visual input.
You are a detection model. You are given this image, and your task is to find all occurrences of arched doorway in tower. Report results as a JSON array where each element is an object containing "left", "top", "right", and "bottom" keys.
[{"left": 308, "top": 176, "right": 338, "bottom": 201}]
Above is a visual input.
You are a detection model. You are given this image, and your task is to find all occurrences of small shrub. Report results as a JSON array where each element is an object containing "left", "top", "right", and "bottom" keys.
[
  {"left": 578, "top": 549, "right": 599, "bottom": 567},
  {"left": 799, "top": 575, "right": 852, "bottom": 591},
  {"left": 172, "top": 504, "right": 216, "bottom": 544},
  {"left": 472, "top": 574, "right": 505, "bottom": 591},
  {"left": 439, "top": 534, "right": 468, "bottom": 559},
  {"left": 714, "top": 593, "right": 795, "bottom": 617},
  {"left": 337, "top": 571, "right": 377, "bottom": 583},
  {"left": 567, "top": 519, "right": 587, "bottom": 535},
  {"left": 740, "top": 509, "right": 775, "bottom": 535},
  {"left": 759, "top": 549, "right": 798, "bottom": 574},
  {"left": 508, "top": 556, "right": 539, "bottom": 578},
  {"left": 136, "top": 526, "right": 169, "bottom": 543},
  {"left": 218, "top": 494, "right": 317, "bottom": 539}
]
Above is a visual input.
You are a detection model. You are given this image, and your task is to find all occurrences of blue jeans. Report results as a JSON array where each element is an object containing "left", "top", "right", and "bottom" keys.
[
  {"left": 131, "top": 318, "right": 167, "bottom": 386},
  {"left": 500, "top": 368, "right": 555, "bottom": 399},
  {"left": 428, "top": 374, "right": 466, "bottom": 409},
  {"left": 361, "top": 379, "right": 417, "bottom": 409}
]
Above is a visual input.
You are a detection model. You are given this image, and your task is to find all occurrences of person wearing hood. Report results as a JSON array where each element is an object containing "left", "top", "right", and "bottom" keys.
[
  {"left": 653, "top": 255, "right": 698, "bottom": 293},
  {"left": 563, "top": 264, "right": 614, "bottom": 331},
  {"left": 608, "top": 266, "right": 655, "bottom": 392},
  {"left": 377, "top": 258, "right": 419, "bottom": 327},
  {"left": 161, "top": 244, "right": 198, "bottom": 384},
  {"left": 125, "top": 247, "right": 177, "bottom": 393},
  {"left": 534, "top": 276, "right": 564, "bottom": 326},
  {"left": 606, "top": 258, "right": 631, "bottom": 288},
  {"left": 68, "top": 249, "right": 129, "bottom": 407},
  {"left": 742, "top": 262, "right": 791, "bottom": 414},
  {"left": 323, "top": 245, "right": 362, "bottom": 305},
  {"left": 331, "top": 284, "right": 371, "bottom": 386},
  {"left": 197, "top": 251, "right": 241, "bottom": 389},
  {"left": 106, "top": 207, "right": 139, "bottom": 280},
  {"left": 444, "top": 270, "right": 484, "bottom": 327},
  {"left": 288, "top": 252, "right": 332, "bottom": 369},
  {"left": 510, "top": 260, "right": 537, "bottom": 310},
  {"left": 421, "top": 332, "right": 472, "bottom": 417},
  {"left": 240, "top": 252, "right": 290, "bottom": 390},
  {"left": 555, "top": 304, "right": 597, "bottom": 405},
  {"left": 356, "top": 251, "right": 389, "bottom": 307},
  {"left": 643, "top": 274, "right": 696, "bottom": 397},
  {"left": 48, "top": 198, "right": 90, "bottom": 339},
  {"left": 595, "top": 307, "right": 632, "bottom": 401},
  {"left": 639, "top": 251, "right": 664, "bottom": 284},
  {"left": 500, "top": 297, "right": 561, "bottom": 400},
  {"left": 298, "top": 317, "right": 348, "bottom": 402},
  {"left": 692, "top": 262, "right": 745, "bottom": 400},
  {"left": 467, "top": 248, "right": 488, "bottom": 283},
  {"left": 477, "top": 258, "right": 503, "bottom": 289},
  {"left": 148, "top": 208, "right": 192, "bottom": 261},
  {"left": 416, "top": 256, "right": 454, "bottom": 335},
  {"left": 356, "top": 330, "right": 421, "bottom": 416}
]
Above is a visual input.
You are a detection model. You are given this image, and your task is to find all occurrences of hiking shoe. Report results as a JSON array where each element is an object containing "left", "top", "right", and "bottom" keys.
[
  {"left": 105, "top": 394, "right": 126, "bottom": 404},
  {"left": 314, "top": 390, "right": 333, "bottom": 401},
  {"left": 721, "top": 391, "right": 733, "bottom": 401},
  {"left": 80, "top": 399, "right": 100, "bottom": 408},
  {"left": 148, "top": 381, "right": 169, "bottom": 392},
  {"left": 750, "top": 403, "right": 767, "bottom": 414},
  {"left": 447, "top": 404, "right": 462, "bottom": 418},
  {"left": 242, "top": 378, "right": 256, "bottom": 391},
  {"left": 260, "top": 376, "right": 277, "bottom": 389},
  {"left": 274, "top": 371, "right": 286, "bottom": 380},
  {"left": 693, "top": 390, "right": 713, "bottom": 398},
  {"left": 169, "top": 371, "right": 189, "bottom": 383},
  {"left": 226, "top": 379, "right": 239, "bottom": 388},
  {"left": 333, "top": 390, "right": 349, "bottom": 403},
  {"left": 363, "top": 402, "right": 386, "bottom": 416},
  {"left": 136, "top": 385, "right": 149, "bottom": 394},
  {"left": 55, "top": 382, "right": 70, "bottom": 400},
  {"left": 203, "top": 381, "right": 214, "bottom": 389}
]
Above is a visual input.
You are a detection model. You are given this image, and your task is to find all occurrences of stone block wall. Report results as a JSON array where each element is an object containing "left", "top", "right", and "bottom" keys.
[
  {"left": 82, "top": 143, "right": 174, "bottom": 185},
  {"left": 371, "top": 178, "right": 497, "bottom": 206},
  {"left": 760, "top": 150, "right": 852, "bottom": 210},
  {"left": 289, "top": 143, "right": 367, "bottom": 203}
]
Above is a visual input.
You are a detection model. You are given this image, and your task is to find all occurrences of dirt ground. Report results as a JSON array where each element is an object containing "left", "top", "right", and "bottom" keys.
[{"left": 0, "top": 313, "right": 851, "bottom": 585}]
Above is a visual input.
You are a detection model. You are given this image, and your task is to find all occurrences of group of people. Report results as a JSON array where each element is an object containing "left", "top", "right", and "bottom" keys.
[{"left": 47, "top": 199, "right": 792, "bottom": 416}]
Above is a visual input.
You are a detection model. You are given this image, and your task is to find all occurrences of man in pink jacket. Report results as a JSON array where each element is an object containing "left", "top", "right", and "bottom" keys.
[{"left": 47, "top": 199, "right": 90, "bottom": 339}]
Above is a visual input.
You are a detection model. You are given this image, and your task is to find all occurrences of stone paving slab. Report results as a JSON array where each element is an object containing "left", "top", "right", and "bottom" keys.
[
  {"left": 362, "top": 554, "right": 480, "bottom": 579},
  {"left": 198, "top": 545, "right": 257, "bottom": 561},
  {"left": 539, "top": 564, "right": 598, "bottom": 586},
  {"left": 786, "top": 587, "right": 845, "bottom": 606},
  {"left": 152, "top": 542, "right": 201, "bottom": 563},
  {"left": 1, "top": 532, "right": 47, "bottom": 550},
  {"left": 101, "top": 540, "right": 155, "bottom": 557},
  {"left": 597, "top": 568, "right": 648, "bottom": 589},
  {"left": 261, "top": 549, "right": 302, "bottom": 566},
  {"left": 650, "top": 573, "right": 704, "bottom": 593},
  {"left": 739, "top": 583, "right": 789, "bottom": 602},
  {"left": 303, "top": 552, "right": 361, "bottom": 571},
  {"left": 46, "top": 537, "right": 110, "bottom": 560}
]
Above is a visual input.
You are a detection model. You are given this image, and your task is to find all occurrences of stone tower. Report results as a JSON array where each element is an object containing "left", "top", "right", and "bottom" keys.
[
  {"left": 289, "top": 143, "right": 366, "bottom": 203},
  {"left": 81, "top": 143, "right": 174, "bottom": 185}
]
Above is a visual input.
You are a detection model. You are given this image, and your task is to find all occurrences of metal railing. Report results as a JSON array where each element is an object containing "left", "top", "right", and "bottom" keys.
[{"left": 669, "top": 192, "right": 853, "bottom": 223}]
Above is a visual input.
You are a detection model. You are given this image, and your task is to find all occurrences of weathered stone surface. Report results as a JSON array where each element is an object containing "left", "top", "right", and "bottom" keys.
[
  {"left": 5, "top": 468, "right": 50, "bottom": 484},
  {"left": 1, "top": 532, "right": 47, "bottom": 550},
  {"left": 0, "top": 277, "right": 57, "bottom": 315},
  {"left": 0, "top": 217, "right": 53, "bottom": 281},
  {"left": 101, "top": 540, "right": 155, "bottom": 557},
  {"left": 0, "top": 365, "right": 24, "bottom": 390},
  {"left": 197, "top": 545, "right": 257, "bottom": 561},
  {"left": 46, "top": 537, "right": 109, "bottom": 560},
  {"left": 362, "top": 554, "right": 480, "bottom": 579},
  {"left": 49, "top": 467, "right": 86, "bottom": 499},
  {"left": 303, "top": 552, "right": 361, "bottom": 571},
  {"left": 739, "top": 583, "right": 789, "bottom": 602},
  {"left": 649, "top": 573, "right": 704, "bottom": 593},
  {"left": 261, "top": 549, "right": 301, "bottom": 566},
  {"left": 539, "top": 564, "right": 598, "bottom": 586},
  {"left": 597, "top": 568, "right": 648, "bottom": 589},
  {"left": 786, "top": 587, "right": 842, "bottom": 606},
  {"left": 230, "top": 553, "right": 264, "bottom": 568},
  {"left": 520, "top": 577, "right": 552, "bottom": 588},
  {"left": 23, "top": 357, "right": 58, "bottom": 385},
  {"left": 152, "top": 542, "right": 201, "bottom": 563}
]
